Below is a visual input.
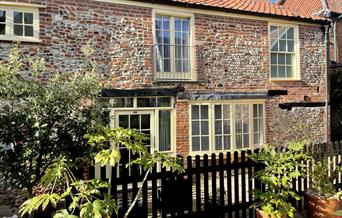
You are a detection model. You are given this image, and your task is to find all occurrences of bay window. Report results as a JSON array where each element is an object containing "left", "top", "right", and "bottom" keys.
[{"left": 190, "top": 102, "right": 265, "bottom": 154}]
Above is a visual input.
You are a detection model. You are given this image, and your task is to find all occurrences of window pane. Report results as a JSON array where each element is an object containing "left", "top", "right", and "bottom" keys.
[
  {"left": 279, "top": 40, "right": 286, "bottom": 51},
  {"left": 164, "top": 45, "right": 170, "bottom": 58},
  {"left": 158, "top": 97, "right": 171, "bottom": 107},
  {"left": 176, "top": 45, "right": 181, "bottom": 58},
  {"left": 110, "top": 98, "right": 133, "bottom": 107},
  {"left": 175, "top": 18, "right": 181, "bottom": 31},
  {"left": 163, "top": 31, "right": 170, "bottom": 44},
  {"left": 215, "top": 136, "right": 222, "bottom": 150},
  {"left": 0, "top": 11, "right": 5, "bottom": 22},
  {"left": 236, "top": 135, "right": 242, "bottom": 148},
  {"left": 24, "top": 13, "right": 33, "bottom": 24},
  {"left": 182, "top": 33, "right": 189, "bottom": 45},
  {"left": 201, "top": 136, "right": 209, "bottom": 151},
  {"left": 137, "top": 97, "right": 157, "bottom": 107},
  {"left": 271, "top": 53, "right": 277, "bottom": 64},
  {"left": 201, "top": 121, "right": 209, "bottom": 135},
  {"left": 223, "top": 121, "right": 230, "bottom": 134},
  {"left": 155, "top": 16, "right": 162, "bottom": 29},
  {"left": 183, "top": 46, "right": 189, "bottom": 59},
  {"left": 192, "top": 105, "right": 199, "bottom": 119},
  {"left": 286, "top": 66, "right": 292, "bottom": 77},
  {"left": 243, "top": 134, "right": 249, "bottom": 148},
  {"left": 14, "top": 25, "right": 23, "bottom": 36},
  {"left": 223, "top": 105, "right": 230, "bottom": 119},
  {"left": 176, "top": 59, "right": 182, "bottom": 72},
  {"left": 163, "top": 17, "right": 170, "bottom": 30},
  {"left": 215, "top": 105, "right": 222, "bottom": 119},
  {"left": 224, "top": 136, "right": 230, "bottom": 150},
  {"left": 159, "top": 110, "right": 171, "bottom": 151},
  {"left": 156, "top": 30, "right": 162, "bottom": 43},
  {"left": 164, "top": 59, "right": 170, "bottom": 72},
  {"left": 192, "top": 121, "right": 200, "bottom": 135},
  {"left": 183, "top": 60, "right": 190, "bottom": 72},
  {"left": 201, "top": 105, "right": 208, "bottom": 119},
  {"left": 286, "top": 54, "right": 292, "bottom": 65},
  {"left": 14, "top": 12, "right": 22, "bottom": 23},
  {"left": 278, "top": 66, "right": 286, "bottom": 77},
  {"left": 0, "top": 24, "right": 5, "bottom": 35},
  {"left": 271, "top": 39, "right": 278, "bottom": 51},
  {"left": 278, "top": 54, "right": 285, "bottom": 65},
  {"left": 279, "top": 26, "right": 287, "bottom": 39},
  {"left": 182, "top": 19, "right": 189, "bottom": 31},
  {"left": 287, "top": 28, "right": 294, "bottom": 40},
  {"left": 270, "top": 26, "right": 278, "bottom": 38},
  {"left": 192, "top": 137, "right": 200, "bottom": 151},
  {"left": 130, "top": 115, "right": 139, "bottom": 129},
  {"left": 288, "top": 40, "right": 294, "bottom": 52},
  {"left": 215, "top": 120, "right": 222, "bottom": 134},
  {"left": 271, "top": 66, "right": 278, "bottom": 77},
  {"left": 119, "top": 115, "right": 129, "bottom": 128},
  {"left": 25, "top": 26, "right": 33, "bottom": 36}
]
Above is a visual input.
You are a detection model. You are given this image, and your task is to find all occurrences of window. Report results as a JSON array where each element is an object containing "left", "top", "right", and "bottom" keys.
[
  {"left": 269, "top": 24, "right": 298, "bottom": 80},
  {"left": 190, "top": 102, "right": 265, "bottom": 154},
  {"left": 0, "top": 6, "right": 39, "bottom": 42},
  {"left": 153, "top": 11, "right": 194, "bottom": 81}
]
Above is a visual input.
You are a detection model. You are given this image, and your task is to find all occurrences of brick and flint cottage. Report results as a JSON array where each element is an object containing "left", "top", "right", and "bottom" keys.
[{"left": 0, "top": 0, "right": 333, "bottom": 158}]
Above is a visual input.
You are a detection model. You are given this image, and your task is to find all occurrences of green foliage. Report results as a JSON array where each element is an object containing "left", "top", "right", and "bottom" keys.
[
  {"left": 309, "top": 161, "right": 336, "bottom": 197},
  {"left": 19, "top": 193, "right": 60, "bottom": 215},
  {"left": 0, "top": 44, "right": 103, "bottom": 196},
  {"left": 249, "top": 142, "right": 309, "bottom": 218}
]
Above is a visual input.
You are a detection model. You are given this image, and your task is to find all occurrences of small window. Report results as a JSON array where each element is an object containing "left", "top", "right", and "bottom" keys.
[
  {"left": 270, "top": 24, "right": 298, "bottom": 80},
  {"left": 253, "top": 104, "right": 264, "bottom": 146},
  {"left": 0, "top": 6, "right": 39, "bottom": 42},
  {"left": 191, "top": 105, "right": 209, "bottom": 152},
  {"left": 153, "top": 11, "right": 194, "bottom": 81}
]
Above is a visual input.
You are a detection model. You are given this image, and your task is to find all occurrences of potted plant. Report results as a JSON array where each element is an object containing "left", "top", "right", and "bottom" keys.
[
  {"left": 249, "top": 142, "right": 309, "bottom": 218},
  {"left": 305, "top": 160, "right": 341, "bottom": 218}
]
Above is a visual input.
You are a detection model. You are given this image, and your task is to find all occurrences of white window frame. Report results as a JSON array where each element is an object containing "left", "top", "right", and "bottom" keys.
[
  {"left": 0, "top": 5, "right": 40, "bottom": 42},
  {"left": 152, "top": 9, "right": 196, "bottom": 81},
  {"left": 189, "top": 100, "right": 266, "bottom": 156},
  {"left": 268, "top": 22, "right": 300, "bottom": 81}
]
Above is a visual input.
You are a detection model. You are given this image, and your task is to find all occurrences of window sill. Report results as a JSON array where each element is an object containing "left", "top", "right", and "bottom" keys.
[
  {"left": 153, "top": 79, "right": 204, "bottom": 84},
  {"left": 270, "top": 79, "right": 301, "bottom": 82},
  {"left": 0, "top": 36, "right": 41, "bottom": 43}
]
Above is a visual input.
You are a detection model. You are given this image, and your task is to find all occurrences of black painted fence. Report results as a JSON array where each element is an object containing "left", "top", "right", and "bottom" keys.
[{"left": 90, "top": 142, "right": 342, "bottom": 218}]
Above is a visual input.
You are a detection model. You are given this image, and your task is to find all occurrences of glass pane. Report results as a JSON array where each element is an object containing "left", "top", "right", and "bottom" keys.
[
  {"left": 254, "top": 133, "right": 260, "bottom": 145},
  {"left": 223, "top": 105, "right": 230, "bottom": 119},
  {"left": 192, "top": 121, "right": 200, "bottom": 135},
  {"left": 163, "top": 31, "right": 170, "bottom": 44},
  {"left": 236, "top": 135, "right": 242, "bottom": 148},
  {"left": 183, "top": 60, "right": 190, "bottom": 72},
  {"left": 155, "top": 16, "right": 162, "bottom": 29},
  {"left": 14, "top": 25, "right": 23, "bottom": 36},
  {"left": 163, "top": 17, "right": 170, "bottom": 30},
  {"left": 271, "top": 66, "right": 278, "bottom": 77},
  {"left": 279, "top": 40, "right": 286, "bottom": 51},
  {"left": 223, "top": 121, "right": 230, "bottom": 134},
  {"left": 253, "top": 118, "right": 258, "bottom": 132},
  {"left": 24, "top": 13, "right": 33, "bottom": 24},
  {"left": 192, "top": 105, "right": 199, "bottom": 119},
  {"left": 215, "top": 105, "right": 222, "bottom": 119},
  {"left": 278, "top": 54, "right": 285, "bottom": 65},
  {"left": 287, "top": 28, "right": 294, "bottom": 40},
  {"left": 0, "top": 24, "right": 5, "bottom": 35},
  {"left": 192, "top": 137, "right": 200, "bottom": 151},
  {"left": 25, "top": 26, "right": 33, "bottom": 36},
  {"left": 215, "top": 136, "right": 222, "bottom": 150},
  {"left": 182, "top": 33, "right": 189, "bottom": 45},
  {"left": 164, "top": 59, "right": 171, "bottom": 72},
  {"left": 253, "top": 104, "right": 258, "bottom": 117},
  {"left": 258, "top": 105, "right": 263, "bottom": 117},
  {"left": 159, "top": 111, "right": 171, "bottom": 151},
  {"left": 279, "top": 26, "right": 287, "bottom": 39},
  {"left": 288, "top": 40, "right": 294, "bottom": 52},
  {"left": 176, "top": 45, "right": 181, "bottom": 58},
  {"left": 141, "top": 114, "right": 150, "bottom": 129},
  {"left": 271, "top": 53, "right": 277, "bottom": 64},
  {"left": 156, "top": 30, "right": 162, "bottom": 43},
  {"left": 271, "top": 39, "right": 278, "bottom": 51},
  {"left": 278, "top": 66, "right": 286, "bottom": 77},
  {"left": 111, "top": 98, "right": 133, "bottom": 107},
  {"left": 224, "top": 136, "right": 230, "bottom": 150},
  {"left": 176, "top": 59, "right": 182, "bottom": 72},
  {"left": 119, "top": 115, "right": 129, "bottom": 128},
  {"left": 182, "top": 19, "right": 189, "bottom": 31},
  {"left": 286, "top": 66, "right": 293, "bottom": 77},
  {"left": 201, "top": 105, "right": 208, "bottom": 119},
  {"left": 183, "top": 46, "right": 189, "bottom": 59},
  {"left": 14, "top": 12, "right": 22, "bottom": 23},
  {"left": 270, "top": 26, "right": 278, "bottom": 39},
  {"left": 201, "top": 121, "right": 209, "bottom": 135},
  {"left": 202, "top": 136, "right": 209, "bottom": 151},
  {"left": 0, "top": 11, "right": 5, "bottom": 22},
  {"left": 137, "top": 97, "right": 157, "bottom": 107},
  {"left": 243, "top": 134, "right": 250, "bottom": 148},
  {"left": 175, "top": 32, "right": 182, "bottom": 45},
  {"left": 130, "top": 115, "right": 139, "bottom": 129},
  {"left": 286, "top": 54, "right": 292, "bottom": 65},
  {"left": 158, "top": 97, "right": 171, "bottom": 107},
  {"left": 163, "top": 45, "right": 169, "bottom": 59},
  {"left": 215, "top": 120, "right": 222, "bottom": 134},
  {"left": 175, "top": 18, "right": 181, "bottom": 31}
]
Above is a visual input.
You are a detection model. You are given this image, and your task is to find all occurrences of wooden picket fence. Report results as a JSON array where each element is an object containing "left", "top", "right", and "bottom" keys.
[{"left": 90, "top": 142, "right": 342, "bottom": 218}]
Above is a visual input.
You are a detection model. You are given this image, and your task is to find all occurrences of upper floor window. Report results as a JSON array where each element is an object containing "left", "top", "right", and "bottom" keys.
[
  {"left": 153, "top": 11, "right": 195, "bottom": 81},
  {"left": 190, "top": 102, "right": 265, "bottom": 155},
  {"left": 0, "top": 6, "right": 39, "bottom": 42},
  {"left": 269, "top": 24, "right": 299, "bottom": 80}
]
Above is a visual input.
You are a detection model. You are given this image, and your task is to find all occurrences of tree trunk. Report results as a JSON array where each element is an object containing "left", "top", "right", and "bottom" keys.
[{"left": 123, "top": 168, "right": 151, "bottom": 218}]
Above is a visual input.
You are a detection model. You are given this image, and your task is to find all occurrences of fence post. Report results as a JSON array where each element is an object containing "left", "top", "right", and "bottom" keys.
[
  {"left": 226, "top": 152, "right": 232, "bottom": 218},
  {"left": 187, "top": 155, "right": 193, "bottom": 215}
]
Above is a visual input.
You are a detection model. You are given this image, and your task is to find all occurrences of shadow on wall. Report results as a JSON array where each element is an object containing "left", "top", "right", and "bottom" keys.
[{"left": 331, "top": 66, "right": 342, "bottom": 141}]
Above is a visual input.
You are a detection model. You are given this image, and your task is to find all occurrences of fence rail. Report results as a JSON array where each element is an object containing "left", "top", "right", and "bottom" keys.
[{"left": 90, "top": 142, "right": 342, "bottom": 218}]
